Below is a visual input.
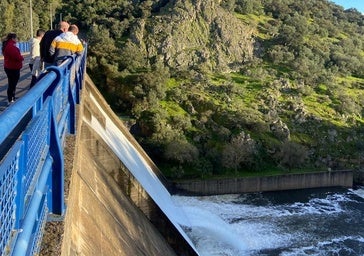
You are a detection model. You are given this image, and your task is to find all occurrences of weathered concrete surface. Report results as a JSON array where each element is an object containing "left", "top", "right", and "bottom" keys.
[
  {"left": 354, "top": 170, "right": 364, "bottom": 185},
  {"left": 61, "top": 75, "right": 195, "bottom": 256},
  {"left": 62, "top": 129, "right": 176, "bottom": 255},
  {"left": 173, "top": 170, "right": 353, "bottom": 195}
]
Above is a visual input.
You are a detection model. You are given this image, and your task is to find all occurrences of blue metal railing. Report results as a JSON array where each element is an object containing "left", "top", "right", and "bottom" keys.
[
  {"left": 0, "top": 42, "right": 30, "bottom": 55},
  {"left": 0, "top": 47, "right": 87, "bottom": 255},
  {"left": 17, "top": 42, "right": 30, "bottom": 53}
]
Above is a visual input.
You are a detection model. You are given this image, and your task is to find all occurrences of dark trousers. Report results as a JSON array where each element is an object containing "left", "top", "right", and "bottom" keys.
[
  {"left": 4, "top": 68, "right": 20, "bottom": 102},
  {"left": 30, "top": 75, "right": 37, "bottom": 89}
]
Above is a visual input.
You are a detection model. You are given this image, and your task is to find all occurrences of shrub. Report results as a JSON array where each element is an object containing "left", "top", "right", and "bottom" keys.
[
  {"left": 164, "top": 140, "right": 199, "bottom": 165},
  {"left": 221, "top": 131, "right": 257, "bottom": 173},
  {"left": 278, "top": 141, "right": 308, "bottom": 171}
]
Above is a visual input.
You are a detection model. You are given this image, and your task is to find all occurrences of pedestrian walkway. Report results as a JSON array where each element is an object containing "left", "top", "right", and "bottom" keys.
[{"left": 0, "top": 54, "right": 31, "bottom": 111}]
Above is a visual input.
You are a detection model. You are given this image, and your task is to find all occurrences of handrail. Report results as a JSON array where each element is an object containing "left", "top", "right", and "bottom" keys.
[
  {"left": 0, "top": 42, "right": 30, "bottom": 55},
  {"left": 0, "top": 47, "right": 87, "bottom": 255}
]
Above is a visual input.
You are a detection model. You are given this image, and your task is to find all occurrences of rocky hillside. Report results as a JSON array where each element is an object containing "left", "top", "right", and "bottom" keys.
[
  {"left": 61, "top": 0, "right": 364, "bottom": 179},
  {"left": 131, "top": 0, "right": 255, "bottom": 72}
]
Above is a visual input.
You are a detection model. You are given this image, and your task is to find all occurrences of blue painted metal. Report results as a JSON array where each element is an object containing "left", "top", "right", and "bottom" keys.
[
  {"left": 17, "top": 42, "right": 30, "bottom": 54},
  {"left": 0, "top": 42, "right": 30, "bottom": 55},
  {"left": 0, "top": 47, "right": 87, "bottom": 255}
]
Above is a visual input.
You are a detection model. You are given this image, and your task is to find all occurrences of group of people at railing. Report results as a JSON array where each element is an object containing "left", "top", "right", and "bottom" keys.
[
  {"left": 0, "top": 29, "right": 86, "bottom": 255},
  {"left": 1, "top": 21, "right": 84, "bottom": 106}
]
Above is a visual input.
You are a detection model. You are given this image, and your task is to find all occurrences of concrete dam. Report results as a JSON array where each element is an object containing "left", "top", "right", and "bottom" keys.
[
  {"left": 61, "top": 75, "right": 199, "bottom": 256},
  {"left": 0, "top": 50, "right": 353, "bottom": 255}
]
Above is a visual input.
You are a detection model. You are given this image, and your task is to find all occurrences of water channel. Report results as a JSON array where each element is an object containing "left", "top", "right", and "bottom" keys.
[{"left": 174, "top": 186, "right": 364, "bottom": 255}]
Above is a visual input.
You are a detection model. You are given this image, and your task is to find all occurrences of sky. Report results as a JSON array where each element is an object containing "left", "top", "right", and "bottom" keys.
[{"left": 331, "top": 0, "right": 364, "bottom": 13}]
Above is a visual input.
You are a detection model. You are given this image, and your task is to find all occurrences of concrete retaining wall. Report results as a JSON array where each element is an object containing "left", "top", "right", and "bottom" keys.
[
  {"left": 354, "top": 170, "right": 364, "bottom": 185},
  {"left": 61, "top": 75, "right": 197, "bottom": 256},
  {"left": 173, "top": 170, "right": 353, "bottom": 195}
]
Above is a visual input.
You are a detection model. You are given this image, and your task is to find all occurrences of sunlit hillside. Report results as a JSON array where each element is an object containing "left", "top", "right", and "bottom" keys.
[{"left": 58, "top": 0, "right": 364, "bottom": 179}]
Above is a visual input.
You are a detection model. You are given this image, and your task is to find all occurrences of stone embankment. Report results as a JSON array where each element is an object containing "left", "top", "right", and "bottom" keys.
[
  {"left": 354, "top": 170, "right": 364, "bottom": 186},
  {"left": 173, "top": 170, "right": 353, "bottom": 195}
]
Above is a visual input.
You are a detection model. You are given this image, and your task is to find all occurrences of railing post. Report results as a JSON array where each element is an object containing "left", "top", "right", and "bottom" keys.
[
  {"left": 14, "top": 138, "right": 26, "bottom": 230},
  {"left": 43, "top": 67, "right": 66, "bottom": 216},
  {"left": 65, "top": 57, "right": 76, "bottom": 134},
  {"left": 12, "top": 156, "right": 53, "bottom": 255}
]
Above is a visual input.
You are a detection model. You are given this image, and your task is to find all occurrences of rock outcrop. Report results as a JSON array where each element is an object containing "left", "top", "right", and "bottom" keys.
[{"left": 129, "top": 0, "right": 255, "bottom": 72}]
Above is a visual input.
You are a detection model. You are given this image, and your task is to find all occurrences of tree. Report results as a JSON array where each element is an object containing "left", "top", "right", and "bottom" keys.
[
  {"left": 221, "top": 132, "right": 257, "bottom": 173},
  {"left": 0, "top": 0, "right": 62, "bottom": 41},
  {"left": 0, "top": 2, "right": 15, "bottom": 38},
  {"left": 235, "top": 0, "right": 263, "bottom": 14},
  {"left": 278, "top": 141, "right": 308, "bottom": 171},
  {"left": 164, "top": 140, "right": 199, "bottom": 165}
]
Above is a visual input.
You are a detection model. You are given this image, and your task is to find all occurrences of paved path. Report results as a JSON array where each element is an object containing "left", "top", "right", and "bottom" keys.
[{"left": 0, "top": 54, "right": 32, "bottom": 112}]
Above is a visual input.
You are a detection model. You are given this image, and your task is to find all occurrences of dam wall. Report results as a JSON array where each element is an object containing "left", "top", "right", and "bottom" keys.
[
  {"left": 173, "top": 170, "right": 353, "bottom": 195},
  {"left": 61, "top": 75, "right": 198, "bottom": 256}
]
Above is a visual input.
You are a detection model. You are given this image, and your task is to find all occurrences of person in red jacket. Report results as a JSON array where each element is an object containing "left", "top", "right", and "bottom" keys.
[{"left": 2, "top": 33, "right": 24, "bottom": 103}]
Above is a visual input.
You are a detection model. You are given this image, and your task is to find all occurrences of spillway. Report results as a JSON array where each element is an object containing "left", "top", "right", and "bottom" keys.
[{"left": 61, "top": 75, "right": 199, "bottom": 256}]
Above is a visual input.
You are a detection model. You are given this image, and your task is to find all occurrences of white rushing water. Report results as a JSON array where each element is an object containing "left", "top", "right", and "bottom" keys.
[
  {"left": 173, "top": 187, "right": 364, "bottom": 256},
  {"left": 351, "top": 186, "right": 364, "bottom": 199},
  {"left": 173, "top": 194, "right": 293, "bottom": 255},
  {"left": 85, "top": 93, "right": 198, "bottom": 253}
]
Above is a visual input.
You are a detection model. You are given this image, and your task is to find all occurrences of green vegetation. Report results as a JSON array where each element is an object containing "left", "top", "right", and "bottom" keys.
[
  {"left": 57, "top": 0, "right": 364, "bottom": 179},
  {"left": 0, "top": 0, "right": 62, "bottom": 41}
]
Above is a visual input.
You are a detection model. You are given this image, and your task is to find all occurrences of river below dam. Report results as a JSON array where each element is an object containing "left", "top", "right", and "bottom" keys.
[{"left": 173, "top": 186, "right": 364, "bottom": 256}]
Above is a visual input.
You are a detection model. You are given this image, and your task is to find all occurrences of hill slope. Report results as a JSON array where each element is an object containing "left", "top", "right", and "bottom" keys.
[{"left": 62, "top": 0, "right": 364, "bottom": 179}]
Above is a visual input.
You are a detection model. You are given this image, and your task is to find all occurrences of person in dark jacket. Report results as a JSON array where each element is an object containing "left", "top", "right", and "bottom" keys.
[
  {"left": 2, "top": 33, "right": 24, "bottom": 103},
  {"left": 49, "top": 24, "right": 84, "bottom": 66},
  {"left": 40, "top": 21, "right": 69, "bottom": 67}
]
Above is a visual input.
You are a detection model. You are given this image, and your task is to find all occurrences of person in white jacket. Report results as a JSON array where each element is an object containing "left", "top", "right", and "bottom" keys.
[
  {"left": 49, "top": 24, "right": 84, "bottom": 66},
  {"left": 29, "top": 29, "right": 45, "bottom": 71},
  {"left": 29, "top": 29, "right": 45, "bottom": 88}
]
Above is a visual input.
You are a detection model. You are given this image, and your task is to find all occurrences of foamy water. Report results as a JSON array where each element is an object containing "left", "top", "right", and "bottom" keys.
[
  {"left": 174, "top": 187, "right": 364, "bottom": 256},
  {"left": 351, "top": 186, "right": 364, "bottom": 199}
]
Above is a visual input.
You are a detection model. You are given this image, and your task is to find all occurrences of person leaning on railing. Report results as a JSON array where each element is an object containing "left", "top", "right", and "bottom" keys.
[
  {"left": 49, "top": 24, "right": 84, "bottom": 66},
  {"left": 40, "top": 21, "right": 70, "bottom": 68},
  {"left": 2, "top": 32, "right": 24, "bottom": 104}
]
